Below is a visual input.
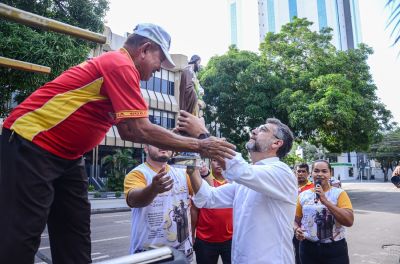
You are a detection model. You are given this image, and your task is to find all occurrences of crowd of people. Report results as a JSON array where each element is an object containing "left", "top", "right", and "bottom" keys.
[
  {"left": 3, "top": 21, "right": 399, "bottom": 264},
  {"left": 121, "top": 109, "right": 356, "bottom": 264}
]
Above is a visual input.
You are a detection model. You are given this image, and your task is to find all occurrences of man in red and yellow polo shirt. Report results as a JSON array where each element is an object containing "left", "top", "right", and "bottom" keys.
[
  {"left": 0, "top": 23, "right": 235, "bottom": 264},
  {"left": 192, "top": 159, "right": 233, "bottom": 264}
]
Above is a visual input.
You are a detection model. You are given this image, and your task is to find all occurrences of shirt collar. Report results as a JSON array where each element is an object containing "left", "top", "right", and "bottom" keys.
[{"left": 255, "top": 156, "right": 280, "bottom": 165}]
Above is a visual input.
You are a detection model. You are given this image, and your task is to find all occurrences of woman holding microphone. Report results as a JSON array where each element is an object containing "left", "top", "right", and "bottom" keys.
[{"left": 294, "top": 160, "right": 354, "bottom": 264}]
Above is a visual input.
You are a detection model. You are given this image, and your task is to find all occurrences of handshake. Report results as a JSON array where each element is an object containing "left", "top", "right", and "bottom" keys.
[{"left": 170, "top": 110, "right": 234, "bottom": 168}]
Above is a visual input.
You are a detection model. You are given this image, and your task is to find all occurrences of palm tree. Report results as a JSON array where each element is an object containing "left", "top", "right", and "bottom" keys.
[
  {"left": 101, "top": 148, "right": 137, "bottom": 191},
  {"left": 386, "top": 0, "right": 400, "bottom": 46}
]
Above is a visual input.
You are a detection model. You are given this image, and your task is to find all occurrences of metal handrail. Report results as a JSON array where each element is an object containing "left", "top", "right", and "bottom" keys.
[
  {"left": 0, "top": 56, "right": 51, "bottom": 74},
  {"left": 0, "top": 3, "right": 106, "bottom": 44}
]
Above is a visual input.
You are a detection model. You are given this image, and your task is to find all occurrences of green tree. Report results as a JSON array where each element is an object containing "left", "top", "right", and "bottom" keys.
[
  {"left": 200, "top": 46, "right": 282, "bottom": 156},
  {"left": 201, "top": 18, "right": 393, "bottom": 156},
  {"left": 369, "top": 128, "right": 400, "bottom": 181},
  {"left": 102, "top": 148, "right": 138, "bottom": 191},
  {"left": 262, "top": 18, "right": 393, "bottom": 153},
  {"left": 299, "top": 141, "right": 327, "bottom": 162},
  {"left": 0, "top": 0, "right": 109, "bottom": 117}
]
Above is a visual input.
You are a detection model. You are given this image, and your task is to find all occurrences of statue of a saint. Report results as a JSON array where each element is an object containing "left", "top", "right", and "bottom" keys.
[{"left": 179, "top": 55, "right": 205, "bottom": 117}]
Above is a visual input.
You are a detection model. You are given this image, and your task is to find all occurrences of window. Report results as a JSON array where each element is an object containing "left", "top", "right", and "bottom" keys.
[
  {"left": 140, "top": 80, "right": 146, "bottom": 89},
  {"left": 168, "top": 81, "right": 175, "bottom": 96},
  {"left": 149, "top": 110, "right": 176, "bottom": 129},
  {"left": 288, "top": 0, "right": 297, "bottom": 21},
  {"left": 230, "top": 2, "right": 238, "bottom": 45},
  {"left": 154, "top": 77, "right": 161, "bottom": 93},
  {"left": 147, "top": 76, "right": 154, "bottom": 91},
  {"left": 153, "top": 110, "right": 161, "bottom": 126},
  {"left": 161, "top": 79, "right": 168, "bottom": 94},
  {"left": 317, "top": 0, "right": 328, "bottom": 30},
  {"left": 167, "top": 112, "right": 176, "bottom": 129},
  {"left": 267, "top": 0, "right": 276, "bottom": 32}
]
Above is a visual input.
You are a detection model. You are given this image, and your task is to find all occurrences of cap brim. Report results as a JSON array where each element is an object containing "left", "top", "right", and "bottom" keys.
[{"left": 160, "top": 47, "right": 175, "bottom": 69}]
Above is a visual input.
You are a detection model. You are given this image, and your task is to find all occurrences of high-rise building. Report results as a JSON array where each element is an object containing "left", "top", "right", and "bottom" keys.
[
  {"left": 257, "top": 0, "right": 362, "bottom": 50},
  {"left": 228, "top": 0, "right": 259, "bottom": 51}
]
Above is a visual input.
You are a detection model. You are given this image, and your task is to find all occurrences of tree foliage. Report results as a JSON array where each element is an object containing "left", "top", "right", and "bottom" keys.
[
  {"left": 369, "top": 128, "right": 400, "bottom": 181},
  {"left": 386, "top": 0, "right": 400, "bottom": 47},
  {"left": 0, "top": 0, "right": 109, "bottom": 117},
  {"left": 201, "top": 18, "right": 393, "bottom": 156},
  {"left": 102, "top": 148, "right": 137, "bottom": 191}
]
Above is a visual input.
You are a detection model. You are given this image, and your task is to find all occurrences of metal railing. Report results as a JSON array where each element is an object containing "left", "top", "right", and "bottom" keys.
[{"left": 0, "top": 3, "right": 106, "bottom": 74}]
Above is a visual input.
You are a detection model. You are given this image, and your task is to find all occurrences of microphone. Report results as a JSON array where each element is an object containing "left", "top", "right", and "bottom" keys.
[{"left": 315, "top": 180, "right": 322, "bottom": 202}]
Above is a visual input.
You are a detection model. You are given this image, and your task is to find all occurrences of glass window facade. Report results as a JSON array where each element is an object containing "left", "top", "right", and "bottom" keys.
[
  {"left": 139, "top": 71, "right": 175, "bottom": 95},
  {"left": 230, "top": 2, "right": 238, "bottom": 45},
  {"left": 267, "top": 0, "right": 276, "bottom": 33},
  {"left": 148, "top": 109, "right": 176, "bottom": 129},
  {"left": 288, "top": 0, "right": 298, "bottom": 21},
  {"left": 317, "top": 0, "right": 328, "bottom": 30}
]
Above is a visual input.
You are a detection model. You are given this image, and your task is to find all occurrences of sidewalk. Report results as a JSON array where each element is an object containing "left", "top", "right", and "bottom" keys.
[{"left": 90, "top": 197, "right": 130, "bottom": 214}]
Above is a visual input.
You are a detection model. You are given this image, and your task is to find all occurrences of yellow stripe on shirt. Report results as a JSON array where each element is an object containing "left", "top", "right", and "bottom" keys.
[{"left": 11, "top": 78, "right": 107, "bottom": 141}]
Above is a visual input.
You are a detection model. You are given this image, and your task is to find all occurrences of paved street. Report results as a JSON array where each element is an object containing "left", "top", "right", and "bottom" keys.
[
  {"left": 35, "top": 182, "right": 400, "bottom": 263},
  {"left": 345, "top": 182, "right": 400, "bottom": 264}
]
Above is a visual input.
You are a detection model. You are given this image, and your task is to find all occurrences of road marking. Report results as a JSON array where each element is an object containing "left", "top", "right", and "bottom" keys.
[
  {"left": 92, "top": 213, "right": 129, "bottom": 219},
  {"left": 113, "top": 220, "right": 131, "bottom": 224},
  {"left": 92, "top": 236, "right": 129, "bottom": 243},
  {"left": 92, "top": 255, "right": 110, "bottom": 260},
  {"left": 39, "top": 236, "right": 129, "bottom": 250},
  {"left": 92, "top": 252, "right": 101, "bottom": 256}
]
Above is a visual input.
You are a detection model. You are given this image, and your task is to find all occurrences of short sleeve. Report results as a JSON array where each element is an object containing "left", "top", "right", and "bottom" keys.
[
  {"left": 103, "top": 65, "right": 148, "bottom": 121},
  {"left": 124, "top": 170, "right": 147, "bottom": 196},
  {"left": 295, "top": 197, "right": 303, "bottom": 218},
  {"left": 337, "top": 191, "right": 353, "bottom": 210}
]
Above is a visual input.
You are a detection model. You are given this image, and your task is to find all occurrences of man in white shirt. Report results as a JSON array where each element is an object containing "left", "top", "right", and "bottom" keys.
[{"left": 178, "top": 112, "right": 297, "bottom": 264}]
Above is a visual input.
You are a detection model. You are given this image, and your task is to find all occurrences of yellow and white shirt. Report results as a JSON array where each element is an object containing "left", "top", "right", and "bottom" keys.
[
  {"left": 124, "top": 163, "right": 193, "bottom": 259},
  {"left": 296, "top": 187, "right": 353, "bottom": 243}
]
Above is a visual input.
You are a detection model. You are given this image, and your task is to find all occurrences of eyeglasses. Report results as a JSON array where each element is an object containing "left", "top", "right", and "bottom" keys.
[{"left": 256, "top": 124, "right": 282, "bottom": 140}]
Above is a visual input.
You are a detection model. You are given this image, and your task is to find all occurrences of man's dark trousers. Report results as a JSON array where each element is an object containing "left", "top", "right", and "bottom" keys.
[
  {"left": 0, "top": 128, "right": 91, "bottom": 263},
  {"left": 194, "top": 237, "right": 232, "bottom": 264}
]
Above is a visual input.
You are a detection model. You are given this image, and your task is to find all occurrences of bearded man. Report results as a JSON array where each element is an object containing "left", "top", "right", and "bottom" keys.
[
  {"left": 124, "top": 144, "right": 195, "bottom": 261},
  {"left": 179, "top": 114, "right": 298, "bottom": 264}
]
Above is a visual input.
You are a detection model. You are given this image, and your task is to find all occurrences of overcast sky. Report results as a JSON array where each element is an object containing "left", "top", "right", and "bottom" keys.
[{"left": 105, "top": 0, "right": 400, "bottom": 124}]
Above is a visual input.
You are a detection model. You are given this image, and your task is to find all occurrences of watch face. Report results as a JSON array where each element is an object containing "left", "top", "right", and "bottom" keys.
[{"left": 198, "top": 133, "right": 210, "bottom": 139}]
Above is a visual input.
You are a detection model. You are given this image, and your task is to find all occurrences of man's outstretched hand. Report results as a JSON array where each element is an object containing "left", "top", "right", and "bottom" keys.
[
  {"left": 198, "top": 137, "right": 236, "bottom": 160},
  {"left": 176, "top": 110, "right": 236, "bottom": 160}
]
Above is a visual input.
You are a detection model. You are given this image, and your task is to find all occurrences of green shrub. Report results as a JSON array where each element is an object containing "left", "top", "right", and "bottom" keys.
[
  {"left": 88, "top": 185, "right": 95, "bottom": 192},
  {"left": 115, "top": 191, "right": 122, "bottom": 198},
  {"left": 94, "top": 191, "right": 101, "bottom": 198}
]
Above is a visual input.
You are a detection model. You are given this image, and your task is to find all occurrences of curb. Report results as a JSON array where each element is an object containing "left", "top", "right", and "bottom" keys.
[{"left": 91, "top": 207, "right": 130, "bottom": 214}]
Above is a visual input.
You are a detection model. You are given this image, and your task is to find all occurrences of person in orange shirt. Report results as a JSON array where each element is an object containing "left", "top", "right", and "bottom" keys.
[
  {"left": 192, "top": 159, "right": 233, "bottom": 264},
  {"left": 293, "top": 163, "right": 314, "bottom": 263},
  {"left": 296, "top": 163, "right": 314, "bottom": 194}
]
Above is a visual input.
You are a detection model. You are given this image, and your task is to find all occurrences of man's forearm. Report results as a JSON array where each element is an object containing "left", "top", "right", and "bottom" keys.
[
  {"left": 127, "top": 186, "right": 158, "bottom": 208},
  {"left": 119, "top": 119, "right": 200, "bottom": 152}
]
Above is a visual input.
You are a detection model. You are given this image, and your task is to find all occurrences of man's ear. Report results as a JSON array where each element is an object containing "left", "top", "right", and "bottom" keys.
[
  {"left": 140, "top": 42, "right": 153, "bottom": 55},
  {"left": 274, "top": 140, "right": 284, "bottom": 149}
]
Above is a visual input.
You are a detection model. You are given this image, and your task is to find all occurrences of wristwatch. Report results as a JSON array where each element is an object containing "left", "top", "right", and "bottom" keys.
[
  {"left": 198, "top": 132, "right": 210, "bottom": 139},
  {"left": 201, "top": 171, "right": 211, "bottom": 178}
]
